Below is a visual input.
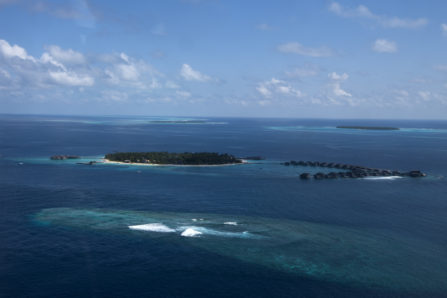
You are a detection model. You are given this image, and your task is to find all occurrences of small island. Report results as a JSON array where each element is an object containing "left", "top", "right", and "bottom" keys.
[
  {"left": 104, "top": 152, "right": 243, "bottom": 166},
  {"left": 336, "top": 126, "right": 399, "bottom": 130}
]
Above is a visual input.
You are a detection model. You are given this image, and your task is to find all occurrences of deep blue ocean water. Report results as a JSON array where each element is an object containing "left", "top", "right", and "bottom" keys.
[{"left": 1, "top": 115, "right": 447, "bottom": 298}]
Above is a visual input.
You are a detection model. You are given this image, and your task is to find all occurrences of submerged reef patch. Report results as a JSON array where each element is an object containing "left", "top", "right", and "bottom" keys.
[{"left": 33, "top": 208, "right": 447, "bottom": 292}]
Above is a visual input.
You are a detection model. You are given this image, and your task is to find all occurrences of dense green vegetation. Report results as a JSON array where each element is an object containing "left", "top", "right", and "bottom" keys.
[{"left": 105, "top": 152, "right": 242, "bottom": 165}]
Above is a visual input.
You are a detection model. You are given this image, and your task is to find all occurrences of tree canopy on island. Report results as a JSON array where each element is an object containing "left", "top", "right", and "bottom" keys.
[{"left": 105, "top": 152, "right": 242, "bottom": 165}]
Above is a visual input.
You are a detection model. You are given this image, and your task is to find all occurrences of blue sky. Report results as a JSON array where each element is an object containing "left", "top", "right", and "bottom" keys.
[{"left": 0, "top": 0, "right": 446, "bottom": 118}]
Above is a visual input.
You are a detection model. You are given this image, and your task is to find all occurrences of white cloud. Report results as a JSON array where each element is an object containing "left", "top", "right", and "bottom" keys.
[
  {"left": 165, "top": 81, "right": 180, "bottom": 89},
  {"left": 104, "top": 52, "right": 159, "bottom": 88},
  {"left": 116, "top": 63, "right": 139, "bottom": 81},
  {"left": 277, "top": 86, "right": 292, "bottom": 94},
  {"left": 332, "top": 84, "right": 351, "bottom": 97},
  {"left": 0, "top": 39, "right": 35, "bottom": 61},
  {"left": 256, "top": 23, "right": 272, "bottom": 31},
  {"left": 0, "top": 38, "right": 171, "bottom": 102},
  {"left": 0, "top": 68, "right": 11, "bottom": 78},
  {"left": 329, "top": 2, "right": 428, "bottom": 29},
  {"left": 28, "top": 0, "right": 96, "bottom": 28},
  {"left": 256, "top": 84, "right": 271, "bottom": 97},
  {"left": 285, "top": 65, "right": 319, "bottom": 77},
  {"left": 0, "top": 39, "right": 95, "bottom": 89},
  {"left": 381, "top": 17, "right": 427, "bottom": 29},
  {"left": 391, "top": 89, "right": 411, "bottom": 106},
  {"left": 395, "top": 89, "right": 409, "bottom": 97},
  {"left": 100, "top": 90, "right": 128, "bottom": 102},
  {"left": 40, "top": 46, "right": 86, "bottom": 74},
  {"left": 372, "top": 39, "right": 397, "bottom": 53},
  {"left": 180, "top": 64, "right": 211, "bottom": 82},
  {"left": 119, "top": 52, "right": 129, "bottom": 63},
  {"left": 46, "top": 45, "right": 85, "bottom": 64},
  {"left": 277, "top": 42, "right": 333, "bottom": 57},
  {"left": 411, "top": 78, "right": 427, "bottom": 84},
  {"left": 116, "top": 54, "right": 142, "bottom": 82},
  {"left": 151, "top": 23, "right": 166, "bottom": 36},
  {"left": 176, "top": 90, "right": 191, "bottom": 98},
  {"left": 442, "top": 24, "right": 447, "bottom": 36},
  {"left": 328, "top": 72, "right": 351, "bottom": 97},
  {"left": 435, "top": 64, "right": 447, "bottom": 71},
  {"left": 49, "top": 71, "right": 94, "bottom": 86},
  {"left": 40, "top": 52, "right": 66, "bottom": 70},
  {"left": 148, "top": 78, "right": 160, "bottom": 89},
  {"left": 328, "top": 72, "right": 348, "bottom": 81},
  {"left": 256, "top": 78, "right": 303, "bottom": 98},
  {"left": 30, "top": 1, "right": 78, "bottom": 19},
  {"left": 418, "top": 91, "right": 431, "bottom": 101},
  {"left": 258, "top": 100, "right": 271, "bottom": 106},
  {"left": 144, "top": 96, "right": 172, "bottom": 103},
  {"left": 329, "top": 2, "right": 372, "bottom": 18},
  {"left": 224, "top": 98, "right": 249, "bottom": 106}
]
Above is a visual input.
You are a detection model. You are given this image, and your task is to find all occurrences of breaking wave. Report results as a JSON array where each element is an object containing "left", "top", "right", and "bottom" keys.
[
  {"left": 128, "top": 223, "right": 176, "bottom": 232},
  {"left": 178, "top": 226, "right": 252, "bottom": 238},
  {"left": 181, "top": 228, "right": 202, "bottom": 237},
  {"left": 128, "top": 222, "right": 251, "bottom": 239},
  {"left": 224, "top": 221, "right": 238, "bottom": 225}
]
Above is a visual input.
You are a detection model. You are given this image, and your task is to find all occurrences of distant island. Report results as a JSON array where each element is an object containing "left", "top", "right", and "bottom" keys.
[
  {"left": 336, "top": 126, "right": 399, "bottom": 130},
  {"left": 104, "top": 152, "right": 243, "bottom": 165},
  {"left": 50, "top": 155, "right": 80, "bottom": 160},
  {"left": 148, "top": 120, "right": 206, "bottom": 124},
  {"left": 241, "top": 156, "right": 264, "bottom": 160}
]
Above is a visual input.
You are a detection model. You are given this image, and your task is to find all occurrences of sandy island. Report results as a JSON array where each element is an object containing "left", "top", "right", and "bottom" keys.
[{"left": 102, "top": 158, "right": 248, "bottom": 167}]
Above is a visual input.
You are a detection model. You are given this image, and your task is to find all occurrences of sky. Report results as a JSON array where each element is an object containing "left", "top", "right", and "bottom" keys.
[{"left": 0, "top": 0, "right": 447, "bottom": 119}]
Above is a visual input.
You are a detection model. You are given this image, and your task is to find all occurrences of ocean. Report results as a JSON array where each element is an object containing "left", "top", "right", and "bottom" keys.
[{"left": 1, "top": 114, "right": 447, "bottom": 298}]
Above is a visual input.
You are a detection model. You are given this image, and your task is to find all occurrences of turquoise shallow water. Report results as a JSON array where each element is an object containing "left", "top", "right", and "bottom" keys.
[
  {"left": 267, "top": 125, "right": 447, "bottom": 135},
  {"left": 1, "top": 115, "right": 447, "bottom": 297},
  {"left": 40, "top": 116, "right": 227, "bottom": 126}
]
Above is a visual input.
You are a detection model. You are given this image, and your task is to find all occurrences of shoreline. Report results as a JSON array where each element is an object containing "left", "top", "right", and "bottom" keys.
[{"left": 102, "top": 158, "right": 248, "bottom": 167}]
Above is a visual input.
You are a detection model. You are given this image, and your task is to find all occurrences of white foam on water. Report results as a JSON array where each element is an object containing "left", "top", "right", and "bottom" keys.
[
  {"left": 178, "top": 226, "right": 254, "bottom": 239},
  {"left": 181, "top": 228, "right": 202, "bottom": 237},
  {"left": 128, "top": 223, "right": 176, "bottom": 233},
  {"left": 364, "top": 176, "right": 403, "bottom": 180},
  {"left": 224, "top": 221, "right": 238, "bottom": 225},
  {"left": 128, "top": 222, "right": 253, "bottom": 238},
  {"left": 191, "top": 218, "right": 197, "bottom": 222}
]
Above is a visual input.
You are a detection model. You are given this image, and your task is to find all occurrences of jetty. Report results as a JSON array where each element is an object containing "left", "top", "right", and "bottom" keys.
[
  {"left": 76, "top": 161, "right": 97, "bottom": 165},
  {"left": 283, "top": 160, "right": 426, "bottom": 180}
]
